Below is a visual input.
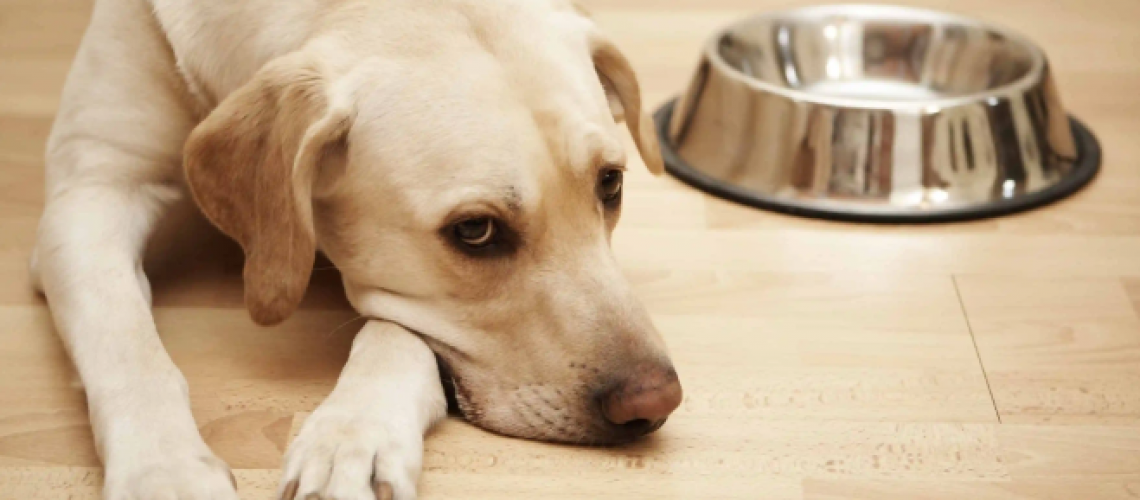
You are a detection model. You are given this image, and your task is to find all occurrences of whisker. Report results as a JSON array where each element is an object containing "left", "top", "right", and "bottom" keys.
[{"left": 323, "top": 314, "right": 366, "bottom": 340}]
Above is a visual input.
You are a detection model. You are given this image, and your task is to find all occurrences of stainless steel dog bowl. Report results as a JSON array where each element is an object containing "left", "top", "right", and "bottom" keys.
[{"left": 656, "top": 5, "right": 1100, "bottom": 222}]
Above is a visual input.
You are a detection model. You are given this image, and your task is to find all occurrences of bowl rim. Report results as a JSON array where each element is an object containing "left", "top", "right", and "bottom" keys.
[{"left": 705, "top": 4, "right": 1049, "bottom": 112}]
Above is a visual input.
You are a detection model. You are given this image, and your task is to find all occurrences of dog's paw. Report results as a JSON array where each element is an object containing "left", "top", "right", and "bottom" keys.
[
  {"left": 279, "top": 410, "right": 423, "bottom": 500},
  {"left": 103, "top": 451, "right": 238, "bottom": 500}
]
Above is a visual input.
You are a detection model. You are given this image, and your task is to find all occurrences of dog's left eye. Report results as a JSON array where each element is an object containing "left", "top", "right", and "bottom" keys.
[
  {"left": 598, "top": 169, "right": 623, "bottom": 206},
  {"left": 453, "top": 217, "right": 497, "bottom": 248}
]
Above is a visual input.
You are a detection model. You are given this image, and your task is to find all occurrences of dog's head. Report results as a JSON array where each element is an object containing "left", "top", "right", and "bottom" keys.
[{"left": 183, "top": 2, "right": 680, "bottom": 445}]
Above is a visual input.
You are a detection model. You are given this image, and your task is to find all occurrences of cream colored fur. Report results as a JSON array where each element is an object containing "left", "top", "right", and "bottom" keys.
[{"left": 32, "top": 0, "right": 671, "bottom": 498}]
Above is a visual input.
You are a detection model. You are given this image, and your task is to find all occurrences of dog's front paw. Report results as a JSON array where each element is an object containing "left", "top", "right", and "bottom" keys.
[
  {"left": 103, "top": 451, "right": 238, "bottom": 500},
  {"left": 279, "top": 409, "right": 423, "bottom": 500}
]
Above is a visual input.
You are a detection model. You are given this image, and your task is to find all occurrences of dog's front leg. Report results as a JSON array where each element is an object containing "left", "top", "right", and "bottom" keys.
[
  {"left": 35, "top": 185, "right": 238, "bottom": 500},
  {"left": 279, "top": 320, "right": 447, "bottom": 500}
]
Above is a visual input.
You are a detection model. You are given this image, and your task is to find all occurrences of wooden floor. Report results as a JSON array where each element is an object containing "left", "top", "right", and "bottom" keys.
[{"left": 3, "top": 0, "right": 1140, "bottom": 498}]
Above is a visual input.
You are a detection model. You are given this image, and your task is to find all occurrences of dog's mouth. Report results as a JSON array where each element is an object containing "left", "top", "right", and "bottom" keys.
[
  {"left": 434, "top": 353, "right": 464, "bottom": 417},
  {"left": 406, "top": 325, "right": 669, "bottom": 446},
  {"left": 431, "top": 352, "right": 667, "bottom": 446}
]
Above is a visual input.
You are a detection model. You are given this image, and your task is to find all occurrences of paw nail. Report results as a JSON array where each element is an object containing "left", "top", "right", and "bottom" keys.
[
  {"left": 280, "top": 480, "right": 299, "bottom": 500},
  {"left": 373, "top": 480, "right": 394, "bottom": 500}
]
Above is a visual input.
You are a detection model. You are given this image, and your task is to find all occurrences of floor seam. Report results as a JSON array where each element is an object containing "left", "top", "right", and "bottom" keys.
[{"left": 952, "top": 275, "right": 1003, "bottom": 424}]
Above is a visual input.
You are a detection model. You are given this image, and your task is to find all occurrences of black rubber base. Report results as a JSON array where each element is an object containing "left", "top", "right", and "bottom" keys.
[{"left": 654, "top": 99, "right": 1102, "bottom": 224}]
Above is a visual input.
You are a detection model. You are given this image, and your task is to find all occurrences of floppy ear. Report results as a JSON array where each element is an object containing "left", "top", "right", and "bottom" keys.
[
  {"left": 184, "top": 53, "right": 351, "bottom": 326},
  {"left": 590, "top": 37, "right": 665, "bottom": 175}
]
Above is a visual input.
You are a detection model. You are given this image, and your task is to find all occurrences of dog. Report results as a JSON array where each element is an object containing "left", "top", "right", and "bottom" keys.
[{"left": 32, "top": 0, "right": 683, "bottom": 498}]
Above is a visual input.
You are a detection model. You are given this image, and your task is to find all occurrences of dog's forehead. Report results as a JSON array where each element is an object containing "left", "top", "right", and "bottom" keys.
[
  {"left": 350, "top": 63, "right": 534, "bottom": 160},
  {"left": 343, "top": 37, "right": 627, "bottom": 226},
  {"left": 500, "top": 33, "right": 629, "bottom": 173},
  {"left": 347, "top": 93, "right": 536, "bottom": 220},
  {"left": 351, "top": 54, "right": 623, "bottom": 174}
]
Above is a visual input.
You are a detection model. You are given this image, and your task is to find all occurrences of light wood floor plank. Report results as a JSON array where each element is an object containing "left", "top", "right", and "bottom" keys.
[
  {"left": 956, "top": 277, "right": 1140, "bottom": 424},
  {"left": 999, "top": 425, "right": 1140, "bottom": 480},
  {"left": 804, "top": 479, "right": 1140, "bottom": 500}
]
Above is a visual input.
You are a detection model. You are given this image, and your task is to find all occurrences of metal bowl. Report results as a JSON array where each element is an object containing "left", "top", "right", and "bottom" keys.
[{"left": 656, "top": 4, "right": 1100, "bottom": 222}]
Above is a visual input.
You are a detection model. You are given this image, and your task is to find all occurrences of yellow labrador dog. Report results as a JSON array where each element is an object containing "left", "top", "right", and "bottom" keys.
[{"left": 32, "top": 0, "right": 682, "bottom": 498}]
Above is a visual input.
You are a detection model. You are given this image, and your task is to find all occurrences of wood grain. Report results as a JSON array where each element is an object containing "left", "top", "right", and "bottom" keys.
[
  {"left": 2, "top": 0, "right": 1140, "bottom": 498},
  {"left": 956, "top": 277, "right": 1140, "bottom": 424}
]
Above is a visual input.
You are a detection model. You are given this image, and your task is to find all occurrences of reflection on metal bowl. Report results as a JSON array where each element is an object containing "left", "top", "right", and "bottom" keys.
[{"left": 657, "top": 4, "right": 1100, "bottom": 222}]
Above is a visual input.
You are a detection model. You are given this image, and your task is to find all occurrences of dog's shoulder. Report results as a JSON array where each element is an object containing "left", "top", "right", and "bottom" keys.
[{"left": 145, "top": 0, "right": 329, "bottom": 104}]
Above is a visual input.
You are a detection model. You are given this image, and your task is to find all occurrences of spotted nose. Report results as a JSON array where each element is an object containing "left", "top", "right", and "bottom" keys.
[{"left": 600, "top": 364, "right": 683, "bottom": 429}]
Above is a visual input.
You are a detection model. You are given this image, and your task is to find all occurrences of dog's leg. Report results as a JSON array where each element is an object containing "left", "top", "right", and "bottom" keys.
[
  {"left": 35, "top": 183, "right": 238, "bottom": 499},
  {"left": 32, "top": 0, "right": 238, "bottom": 496},
  {"left": 279, "top": 320, "right": 447, "bottom": 500}
]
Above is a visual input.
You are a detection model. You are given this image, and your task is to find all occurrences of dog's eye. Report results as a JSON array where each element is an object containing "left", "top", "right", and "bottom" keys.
[
  {"left": 453, "top": 218, "right": 496, "bottom": 248},
  {"left": 598, "top": 169, "right": 623, "bottom": 206}
]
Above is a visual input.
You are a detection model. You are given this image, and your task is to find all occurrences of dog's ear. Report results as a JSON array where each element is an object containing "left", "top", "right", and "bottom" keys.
[
  {"left": 590, "top": 37, "right": 664, "bottom": 175},
  {"left": 184, "top": 52, "right": 351, "bottom": 326}
]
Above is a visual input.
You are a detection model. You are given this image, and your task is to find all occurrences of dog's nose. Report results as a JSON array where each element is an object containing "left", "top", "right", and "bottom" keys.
[{"left": 600, "top": 364, "right": 683, "bottom": 426}]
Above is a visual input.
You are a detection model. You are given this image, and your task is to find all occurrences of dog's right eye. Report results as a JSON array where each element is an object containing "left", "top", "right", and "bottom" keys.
[{"left": 453, "top": 217, "right": 497, "bottom": 249}]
